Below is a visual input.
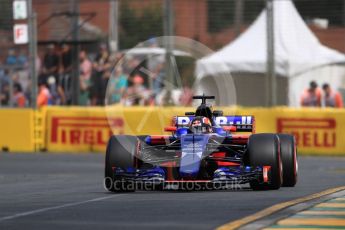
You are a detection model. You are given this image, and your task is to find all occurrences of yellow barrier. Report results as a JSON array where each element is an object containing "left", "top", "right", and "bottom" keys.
[
  {"left": 44, "top": 106, "right": 345, "bottom": 155},
  {"left": 0, "top": 106, "right": 344, "bottom": 154},
  {"left": 229, "top": 107, "right": 345, "bottom": 155},
  {"left": 44, "top": 106, "right": 188, "bottom": 152},
  {"left": 0, "top": 109, "right": 35, "bottom": 152}
]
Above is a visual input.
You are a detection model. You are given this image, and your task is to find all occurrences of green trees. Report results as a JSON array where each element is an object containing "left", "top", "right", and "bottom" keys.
[
  {"left": 119, "top": 3, "right": 163, "bottom": 49},
  {"left": 0, "top": 0, "right": 13, "bottom": 31}
]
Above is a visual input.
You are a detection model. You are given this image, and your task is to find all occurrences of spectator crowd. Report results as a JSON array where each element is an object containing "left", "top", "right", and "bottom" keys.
[
  {"left": 1, "top": 45, "right": 344, "bottom": 109},
  {"left": 1, "top": 43, "right": 194, "bottom": 108},
  {"left": 0, "top": 48, "right": 29, "bottom": 107},
  {"left": 300, "top": 81, "right": 343, "bottom": 108}
]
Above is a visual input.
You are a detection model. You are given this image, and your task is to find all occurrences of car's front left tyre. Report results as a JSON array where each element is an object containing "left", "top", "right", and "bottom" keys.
[{"left": 105, "top": 135, "right": 138, "bottom": 192}]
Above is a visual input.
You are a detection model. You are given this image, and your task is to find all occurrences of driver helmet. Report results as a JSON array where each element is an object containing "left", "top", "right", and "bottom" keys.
[{"left": 189, "top": 116, "right": 213, "bottom": 134}]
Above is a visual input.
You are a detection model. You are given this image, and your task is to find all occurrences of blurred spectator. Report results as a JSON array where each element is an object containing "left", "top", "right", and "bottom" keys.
[
  {"left": 108, "top": 66, "right": 128, "bottom": 104},
  {"left": 0, "top": 69, "right": 10, "bottom": 86},
  {"left": 126, "top": 75, "right": 148, "bottom": 105},
  {"left": 123, "top": 56, "right": 140, "bottom": 76},
  {"left": 5, "top": 49, "right": 17, "bottom": 66},
  {"left": 37, "top": 78, "right": 51, "bottom": 108},
  {"left": 41, "top": 44, "right": 59, "bottom": 84},
  {"left": 79, "top": 50, "right": 92, "bottom": 105},
  {"left": 100, "top": 55, "right": 116, "bottom": 106},
  {"left": 0, "top": 67, "right": 11, "bottom": 107},
  {"left": 60, "top": 44, "right": 72, "bottom": 74},
  {"left": 90, "top": 44, "right": 110, "bottom": 105},
  {"left": 300, "top": 81, "right": 322, "bottom": 107},
  {"left": 179, "top": 86, "right": 194, "bottom": 106},
  {"left": 47, "top": 76, "right": 65, "bottom": 105},
  {"left": 60, "top": 44, "right": 73, "bottom": 104},
  {"left": 17, "top": 48, "right": 28, "bottom": 67},
  {"left": 13, "top": 83, "right": 26, "bottom": 107},
  {"left": 36, "top": 51, "right": 42, "bottom": 75},
  {"left": 153, "top": 62, "right": 165, "bottom": 99},
  {"left": 14, "top": 48, "right": 30, "bottom": 98},
  {"left": 0, "top": 84, "right": 10, "bottom": 106},
  {"left": 322, "top": 83, "right": 343, "bottom": 108}
]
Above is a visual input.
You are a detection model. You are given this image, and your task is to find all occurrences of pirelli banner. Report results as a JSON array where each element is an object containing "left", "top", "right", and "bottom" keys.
[
  {"left": 44, "top": 106, "right": 345, "bottom": 155},
  {"left": 46, "top": 106, "right": 121, "bottom": 152},
  {"left": 44, "top": 106, "right": 186, "bottom": 152},
  {"left": 232, "top": 107, "right": 343, "bottom": 155}
]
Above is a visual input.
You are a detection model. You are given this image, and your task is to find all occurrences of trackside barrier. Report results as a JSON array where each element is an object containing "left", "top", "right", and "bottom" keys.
[
  {"left": 44, "top": 106, "right": 186, "bottom": 152},
  {"left": 0, "top": 107, "right": 344, "bottom": 154},
  {"left": 231, "top": 107, "right": 345, "bottom": 155},
  {"left": 0, "top": 109, "right": 35, "bottom": 152},
  {"left": 43, "top": 106, "right": 345, "bottom": 155}
]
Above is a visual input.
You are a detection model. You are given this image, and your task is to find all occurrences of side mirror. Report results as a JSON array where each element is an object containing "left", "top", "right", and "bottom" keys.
[
  {"left": 223, "top": 126, "right": 237, "bottom": 132},
  {"left": 213, "top": 110, "right": 223, "bottom": 116},
  {"left": 164, "top": 126, "right": 177, "bottom": 132}
]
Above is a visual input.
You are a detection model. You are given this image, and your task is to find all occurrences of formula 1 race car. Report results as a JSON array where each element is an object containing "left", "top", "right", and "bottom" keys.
[{"left": 105, "top": 95, "right": 298, "bottom": 192}]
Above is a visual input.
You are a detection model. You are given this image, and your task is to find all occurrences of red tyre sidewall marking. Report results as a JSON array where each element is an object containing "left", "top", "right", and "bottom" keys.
[
  {"left": 293, "top": 137, "right": 298, "bottom": 184},
  {"left": 278, "top": 137, "right": 283, "bottom": 185}
]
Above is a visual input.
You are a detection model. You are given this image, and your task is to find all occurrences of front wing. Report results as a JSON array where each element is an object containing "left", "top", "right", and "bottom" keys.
[{"left": 112, "top": 165, "right": 272, "bottom": 187}]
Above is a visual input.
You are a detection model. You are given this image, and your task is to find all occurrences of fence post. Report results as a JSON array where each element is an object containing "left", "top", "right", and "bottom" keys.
[
  {"left": 109, "top": 0, "right": 119, "bottom": 52},
  {"left": 28, "top": 0, "right": 38, "bottom": 109},
  {"left": 266, "top": 0, "right": 276, "bottom": 107},
  {"left": 71, "top": 0, "right": 80, "bottom": 105},
  {"left": 163, "top": 0, "right": 174, "bottom": 105}
]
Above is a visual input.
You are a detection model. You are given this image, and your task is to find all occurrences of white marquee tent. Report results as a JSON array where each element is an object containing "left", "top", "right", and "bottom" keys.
[{"left": 195, "top": 0, "right": 345, "bottom": 106}]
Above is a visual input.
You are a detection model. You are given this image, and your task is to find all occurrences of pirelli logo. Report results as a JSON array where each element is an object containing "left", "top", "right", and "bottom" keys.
[
  {"left": 277, "top": 118, "right": 336, "bottom": 148},
  {"left": 50, "top": 117, "right": 124, "bottom": 145}
]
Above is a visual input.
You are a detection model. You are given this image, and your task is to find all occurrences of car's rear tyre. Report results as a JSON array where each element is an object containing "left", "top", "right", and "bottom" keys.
[
  {"left": 246, "top": 134, "right": 282, "bottom": 190},
  {"left": 278, "top": 134, "right": 298, "bottom": 187},
  {"left": 105, "top": 135, "right": 138, "bottom": 192}
]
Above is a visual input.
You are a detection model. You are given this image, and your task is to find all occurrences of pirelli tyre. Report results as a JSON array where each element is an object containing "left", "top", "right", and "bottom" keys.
[
  {"left": 246, "top": 134, "right": 283, "bottom": 190},
  {"left": 104, "top": 135, "right": 138, "bottom": 192},
  {"left": 278, "top": 134, "right": 298, "bottom": 187}
]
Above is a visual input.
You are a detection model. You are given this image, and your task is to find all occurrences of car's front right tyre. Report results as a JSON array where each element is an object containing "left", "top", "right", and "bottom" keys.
[{"left": 246, "top": 134, "right": 282, "bottom": 190}]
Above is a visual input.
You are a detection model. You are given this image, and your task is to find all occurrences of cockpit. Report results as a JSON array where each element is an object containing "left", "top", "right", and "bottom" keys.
[{"left": 189, "top": 116, "right": 213, "bottom": 134}]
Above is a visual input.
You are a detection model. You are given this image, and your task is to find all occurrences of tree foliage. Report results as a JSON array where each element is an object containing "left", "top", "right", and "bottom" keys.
[
  {"left": 119, "top": 3, "right": 163, "bottom": 49},
  {"left": 0, "top": 0, "right": 13, "bottom": 31}
]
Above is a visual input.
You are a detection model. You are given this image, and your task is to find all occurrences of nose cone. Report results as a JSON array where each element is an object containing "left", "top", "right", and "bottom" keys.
[{"left": 179, "top": 134, "right": 210, "bottom": 179}]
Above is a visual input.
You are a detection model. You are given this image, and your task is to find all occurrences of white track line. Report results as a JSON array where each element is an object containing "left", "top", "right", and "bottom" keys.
[{"left": 0, "top": 194, "right": 122, "bottom": 222}]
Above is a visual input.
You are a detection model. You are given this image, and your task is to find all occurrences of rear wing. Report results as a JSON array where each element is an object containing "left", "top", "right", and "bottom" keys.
[{"left": 174, "top": 116, "right": 255, "bottom": 133}]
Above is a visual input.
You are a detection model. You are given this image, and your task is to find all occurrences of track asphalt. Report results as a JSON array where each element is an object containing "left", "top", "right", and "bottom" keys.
[{"left": 0, "top": 153, "right": 344, "bottom": 230}]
